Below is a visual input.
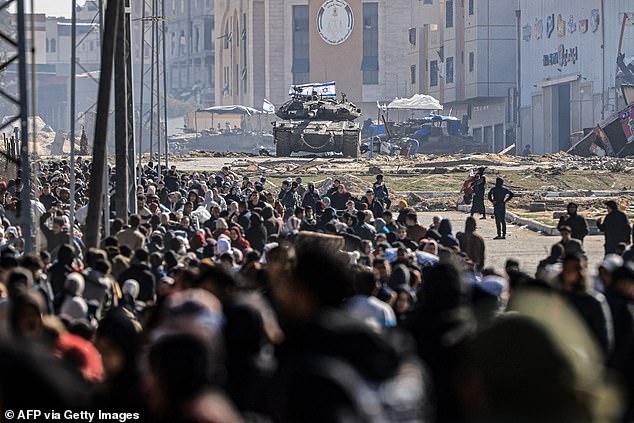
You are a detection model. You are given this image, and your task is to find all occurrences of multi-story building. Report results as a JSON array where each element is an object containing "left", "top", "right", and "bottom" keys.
[
  {"left": 425, "top": 0, "right": 518, "bottom": 152},
  {"left": 518, "top": 0, "right": 634, "bottom": 154},
  {"left": 215, "top": 0, "right": 438, "bottom": 117},
  {"left": 165, "top": 0, "right": 215, "bottom": 107}
]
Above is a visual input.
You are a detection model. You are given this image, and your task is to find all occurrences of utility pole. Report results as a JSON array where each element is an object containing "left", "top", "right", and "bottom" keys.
[
  {"left": 16, "top": 0, "right": 32, "bottom": 252},
  {"left": 69, "top": 0, "right": 77, "bottom": 244},
  {"left": 114, "top": 0, "right": 129, "bottom": 223},
  {"left": 161, "top": 0, "right": 169, "bottom": 169},
  {"left": 124, "top": 0, "right": 137, "bottom": 214},
  {"left": 85, "top": 0, "right": 122, "bottom": 249}
]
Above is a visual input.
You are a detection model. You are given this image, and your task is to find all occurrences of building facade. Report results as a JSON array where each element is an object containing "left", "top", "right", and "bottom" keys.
[
  {"left": 216, "top": 0, "right": 437, "bottom": 117},
  {"left": 519, "top": 0, "right": 634, "bottom": 154},
  {"left": 166, "top": 0, "right": 215, "bottom": 107},
  {"left": 425, "top": 0, "right": 518, "bottom": 152}
]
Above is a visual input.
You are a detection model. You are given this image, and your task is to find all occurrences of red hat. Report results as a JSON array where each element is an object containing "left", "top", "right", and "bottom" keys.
[{"left": 55, "top": 333, "right": 104, "bottom": 383}]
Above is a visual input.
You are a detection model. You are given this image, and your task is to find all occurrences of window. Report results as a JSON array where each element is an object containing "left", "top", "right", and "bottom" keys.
[
  {"left": 204, "top": 18, "right": 212, "bottom": 51},
  {"left": 473, "top": 127, "right": 483, "bottom": 143},
  {"left": 410, "top": 65, "right": 416, "bottom": 85},
  {"left": 45, "top": 38, "right": 49, "bottom": 53},
  {"left": 446, "top": 57, "right": 454, "bottom": 83},
  {"left": 50, "top": 38, "right": 56, "bottom": 53},
  {"left": 469, "top": 52, "right": 474, "bottom": 72},
  {"left": 241, "top": 13, "right": 247, "bottom": 93},
  {"left": 430, "top": 60, "right": 438, "bottom": 86},
  {"left": 446, "top": 0, "right": 453, "bottom": 28},
  {"left": 469, "top": 0, "right": 474, "bottom": 15},
  {"left": 408, "top": 28, "right": 416, "bottom": 45},
  {"left": 423, "top": 0, "right": 433, "bottom": 3},
  {"left": 194, "top": 26, "right": 200, "bottom": 53},
  {"left": 292, "top": 5, "right": 309, "bottom": 84},
  {"left": 362, "top": 3, "right": 379, "bottom": 85}
]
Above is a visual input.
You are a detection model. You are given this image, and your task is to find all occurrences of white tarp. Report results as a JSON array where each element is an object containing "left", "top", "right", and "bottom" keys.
[
  {"left": 289, "top": 81, "right": 336, "bottom": 97},
  {"left": 198, "top": 105, "right": 261, "bottom": 116},
  {"left": 387, "top": 94, "right": 443, "bottom": 110}
]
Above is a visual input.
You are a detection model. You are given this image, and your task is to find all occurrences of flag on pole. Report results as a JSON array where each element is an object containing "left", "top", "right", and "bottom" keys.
[
  {"left": 289, "top": 81, "right": 336, "bottom": 97},
  {"left": 262, "top": 98, "right": 275, "bottom": 114}
]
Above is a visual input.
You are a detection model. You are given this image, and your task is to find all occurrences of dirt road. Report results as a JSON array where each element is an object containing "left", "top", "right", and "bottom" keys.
[{"left": 417, "top": 211, "right": 606, "bottom": 274}]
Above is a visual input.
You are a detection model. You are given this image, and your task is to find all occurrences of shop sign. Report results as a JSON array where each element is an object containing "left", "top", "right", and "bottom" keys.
[
  {"left": 546, "top": 14, "right": 555, "bottom": 38},
  {"left": 567, "top": 15, "right": 576, "bottom": 33},
  {"left": 543, "top": 44, "right": 578, "bottom": 67},
  {"left": 590, "top": 9, "right": 600, "bottom": 32},
  {"left": 522, "top": 24, "right": 532, "bottom": 41},
  {"left": 557, "top": 14, "right": 566, "bottom": 36},
  {"left": 533, "top": 18, "right": 543, "bottom": 39},
  {"left": 579, "top": 19, "right": 588, "bottom": 33}
]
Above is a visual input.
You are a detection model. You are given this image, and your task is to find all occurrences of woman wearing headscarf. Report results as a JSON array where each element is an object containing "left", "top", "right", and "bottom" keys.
[
  {"left": 229, "top": 226, "right": 251, "bottom": 253},
  {"left": 224, "top": 186, "right": 241, "bottom": 204},
  {"left": 317, "top": 207, "right": 337, "bottom": 231},
  {"left": 212, "top": 218, "right": 230, "bottom": 240},
  {"left": 330, "top": 184, "right": 352, "bottom": 211},
  {"left": 245, "top": 213, "right": 267, "bottom": 253},
  {"left": 261, "top": 206, "right": 281, "bottom": 239},
  {"left": 227, "top": 201, "right": 239, "bottom": 225}
]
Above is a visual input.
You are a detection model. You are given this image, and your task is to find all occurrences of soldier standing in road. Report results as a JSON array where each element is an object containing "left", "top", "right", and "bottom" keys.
[{"left": 487, "top": 177, "right": 514, "bottom": 239}]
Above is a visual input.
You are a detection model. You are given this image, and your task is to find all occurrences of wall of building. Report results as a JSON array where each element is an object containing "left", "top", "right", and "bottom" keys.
[
  {"left": 519, "top": 0, "right": 634, "bottom": 154},
  {"left": 425, "top": 0, "right": 517, "bottom": 152}
]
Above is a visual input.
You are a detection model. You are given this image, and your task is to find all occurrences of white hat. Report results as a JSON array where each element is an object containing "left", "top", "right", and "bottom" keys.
[
  {"left": 478, "top": 275, "right": 509, "bottom": 298},
  {"left": 122, "top": 279, "right": 140, "bottom": 299},
  {"left": 216, "top": 235, "right": 232, "bottom": 256},
  {"left": 60, "top": 297, "right": 88, "bottom": 320},
  {"left": 600, "top": 254, "right": 624, "bottom": 273}
]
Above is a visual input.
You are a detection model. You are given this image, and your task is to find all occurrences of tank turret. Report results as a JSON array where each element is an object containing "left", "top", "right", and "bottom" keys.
[{"left": 272, "top": 91, "right": 362, "bottom": 157}]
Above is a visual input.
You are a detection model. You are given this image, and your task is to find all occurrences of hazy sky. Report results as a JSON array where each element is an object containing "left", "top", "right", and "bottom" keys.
[{"left": 18, "top": 0, "right": 87, "bottom": 18}]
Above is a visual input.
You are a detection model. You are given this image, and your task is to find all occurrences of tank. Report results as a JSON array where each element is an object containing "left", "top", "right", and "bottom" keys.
[{"left": 272, "top": 91, "right": 362, "bottom": 157}]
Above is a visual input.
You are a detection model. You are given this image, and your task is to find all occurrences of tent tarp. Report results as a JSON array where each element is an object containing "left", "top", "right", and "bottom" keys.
[
  {"left": 387, "top": 94, "right": 443, "bottom": 111},
  {"left": 197, "top": 105, "right": 262, "bottom": 116},
  {"left": 421, "top": 114, "right": 459, "bottom": 122}
]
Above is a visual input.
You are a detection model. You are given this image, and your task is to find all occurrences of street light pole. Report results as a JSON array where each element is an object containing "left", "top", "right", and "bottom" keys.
[{"left": 69, "top": 0, "right": 77, "bottom": 244}]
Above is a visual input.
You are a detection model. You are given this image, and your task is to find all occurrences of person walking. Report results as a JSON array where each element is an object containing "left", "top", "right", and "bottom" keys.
[
  {"left": 558, "top": 202, "right": 588, "bottom": 243},
  {"left": 487, "top": 177, "right": 514, "bottom": 239},
  {"left": 470, "top": 167, "right": 487, "bottom": 220},
  {"left": 456, "top": 216, "right": 486, "bottom": 268},
  {"left": 597, "top": 200, "right": 631, "bottom": 255}
]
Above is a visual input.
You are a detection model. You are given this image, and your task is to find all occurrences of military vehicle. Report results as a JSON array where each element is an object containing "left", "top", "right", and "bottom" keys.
[
  {"left": 272, "top": 90, "right": 362, "bottom": 157},
  {"left": 362, "top": 114, "right": 489, "bottom": 155}
]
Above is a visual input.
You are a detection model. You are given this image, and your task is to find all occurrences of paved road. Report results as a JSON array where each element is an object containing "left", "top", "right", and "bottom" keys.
[{"left": 417, "top": 211, "right": 606, "bottom": 275}]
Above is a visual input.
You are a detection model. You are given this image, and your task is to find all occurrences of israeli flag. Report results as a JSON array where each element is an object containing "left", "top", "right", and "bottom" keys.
[
  {"left": 262, "top": 98, "right": 275, "bottom": 114},
  {"left": 289, "top": 81, "right": 336, "bottom": 97}
]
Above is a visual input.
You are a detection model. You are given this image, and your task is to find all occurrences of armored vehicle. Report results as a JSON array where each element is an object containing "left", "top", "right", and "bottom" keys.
[{"left": 273, "top": 91, "right": 362, "bottom": 157}]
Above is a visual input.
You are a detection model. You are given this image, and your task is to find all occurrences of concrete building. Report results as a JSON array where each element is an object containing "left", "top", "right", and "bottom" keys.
[
  {"left": 425, "top": 0, "right": 518, "bottom": 152},
  {"left": 519, "top": 0, "right": 634, "bottom": 154},
  {"left": 215, "top": 0, "right": 437, "bottom": 116},
  {"left": 165, "top": 0, "right": 215, "bottom": 106}
]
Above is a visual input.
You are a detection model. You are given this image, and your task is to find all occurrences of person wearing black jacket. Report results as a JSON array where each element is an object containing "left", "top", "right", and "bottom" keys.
[
  {"left": 557, "top": 202, "right": 588, "bottom": 242},
  {"left": 470, "top": 167, "right": 487, "bottom": 219},
  {"left": 245, "top": 213, "right": 267, "bottom": 253},
  {"left": 372, "top": 174, "right": 391, "bottom": 209},
  {"left": 557, "top": 253, "right": 614, "bottom": 356},
  {"left": 301, "top": 183, "right": 320, "bottom": 210},
  {"left": 117, "top": 249, "right": 156, "bottom": 305},
  {"left": 597, "top": 200, "right": 631, "bottom": 255},
  {"left": 487, "top": 177, "right": 514, "bottom": 239},
  {"left": 40, "top": 210, "right": 70, "bottom": 259},
  {"left": 362, "top": 189, "right": 385, "bottom": 219}
]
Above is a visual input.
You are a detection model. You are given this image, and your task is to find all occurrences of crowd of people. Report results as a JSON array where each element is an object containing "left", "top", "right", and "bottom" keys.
[{"left": 0, "top": 158, "right": 633, "bottom": 422}]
